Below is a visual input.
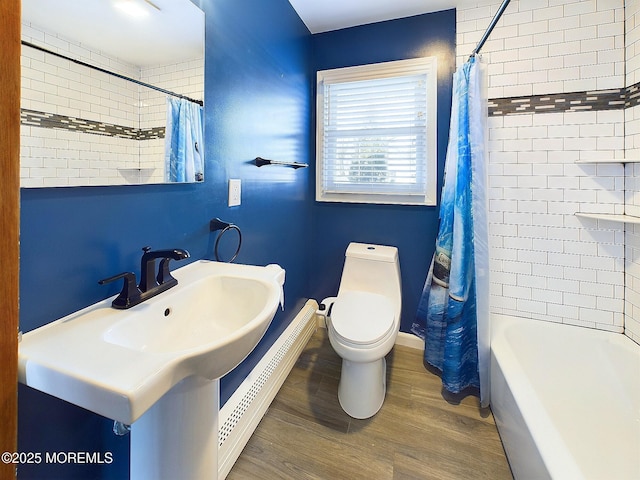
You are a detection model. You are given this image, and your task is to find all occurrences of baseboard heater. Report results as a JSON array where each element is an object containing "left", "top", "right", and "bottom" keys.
[{"left": 218, "top": 299, "right": 319, "bottom": 479}]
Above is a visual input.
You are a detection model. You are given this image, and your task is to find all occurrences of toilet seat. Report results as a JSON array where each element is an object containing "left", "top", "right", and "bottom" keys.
[{"left": 330, "top": 291, "right": 395, "bottom": 346}]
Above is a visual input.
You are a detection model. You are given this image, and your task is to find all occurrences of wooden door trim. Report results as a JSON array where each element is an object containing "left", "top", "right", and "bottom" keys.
[{"left": 1, "top": 0, "right": 21, "bottom": 478}]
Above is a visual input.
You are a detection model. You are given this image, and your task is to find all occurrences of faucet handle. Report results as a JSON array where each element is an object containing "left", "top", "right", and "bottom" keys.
[
  {"left": 99, "top": 272, "right": 142, "bottom": 309},
  {"left": 156, "top": 258, "right": 179, "bottom": 287}
]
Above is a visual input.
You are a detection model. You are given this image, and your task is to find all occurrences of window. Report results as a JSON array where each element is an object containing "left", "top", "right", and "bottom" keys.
[{"left": 316, "top": 57, "right": 437, "bottom": 206}]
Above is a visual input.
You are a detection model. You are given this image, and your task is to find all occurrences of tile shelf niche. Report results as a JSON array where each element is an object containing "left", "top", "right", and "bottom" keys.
[
  {"left": 574, "top": 158, "right": 640, "bottom": 224},
  {"left": 575, "top": 213, "right": 640, "bottom": 224},
  {"left": 574, "top": 159, "right": 640, "bottom": 163},
  {"left": 117, "top": 168, "right": 157, "bottom": 184}
]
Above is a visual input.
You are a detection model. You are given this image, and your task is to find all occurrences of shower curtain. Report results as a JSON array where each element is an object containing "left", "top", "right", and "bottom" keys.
[
  {"left": 165, "top": 97, "right": 204, "bottom": 183},
  {"left": 411, "top": 56, "right": 490, "bottom": 406}
]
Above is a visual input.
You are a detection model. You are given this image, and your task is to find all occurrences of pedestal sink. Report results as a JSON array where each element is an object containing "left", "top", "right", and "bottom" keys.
[{"left": 18, "top": 260, "right": 285, "bottom": 479}]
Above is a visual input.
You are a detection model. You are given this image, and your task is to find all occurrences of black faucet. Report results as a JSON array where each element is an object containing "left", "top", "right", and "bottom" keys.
[
  {"left": 99, "top": 247, "right": 190, "bottom": 309},
  {"left": 139, "top": 246, "right": 190, "bottom": 292}
]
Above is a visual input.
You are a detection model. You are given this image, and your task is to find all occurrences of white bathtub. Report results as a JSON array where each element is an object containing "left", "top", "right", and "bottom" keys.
[{"left": 490, "top": 314, "right": 640, "bottom": 480}]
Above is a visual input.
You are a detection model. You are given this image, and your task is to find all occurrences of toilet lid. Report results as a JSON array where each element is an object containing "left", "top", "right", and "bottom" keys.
[{"left": 331, "top": 291, "right": 395, "bottom": 345}]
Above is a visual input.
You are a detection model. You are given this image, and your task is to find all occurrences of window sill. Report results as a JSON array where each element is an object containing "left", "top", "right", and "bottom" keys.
[{"left": 316, "top": 191, "right": 436, "bottom": 206}]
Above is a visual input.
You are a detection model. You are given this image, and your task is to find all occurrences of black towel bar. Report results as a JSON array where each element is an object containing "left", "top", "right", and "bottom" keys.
[{"left": 255, "top": 157, "right": 308, "bottom": 169}]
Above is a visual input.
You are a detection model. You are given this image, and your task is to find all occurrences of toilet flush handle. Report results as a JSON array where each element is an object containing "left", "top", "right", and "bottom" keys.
[{"left": 317, "top": 296, "right": 337, "bottom": 327}]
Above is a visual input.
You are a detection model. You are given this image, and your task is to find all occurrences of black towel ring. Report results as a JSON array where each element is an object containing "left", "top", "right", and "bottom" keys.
[{"left": 210, "top": 218, "right": 242, "bottom": 263}]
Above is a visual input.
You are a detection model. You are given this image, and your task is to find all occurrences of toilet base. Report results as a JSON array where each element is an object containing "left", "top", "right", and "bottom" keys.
[{"left": 338, "top": 357, "right": 386, "bottom": 419}]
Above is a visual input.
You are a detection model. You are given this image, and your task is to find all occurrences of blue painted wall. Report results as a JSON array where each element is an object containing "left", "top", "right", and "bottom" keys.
[
  {"left": 17, "top": 0, "right": 311, "bottom": 477},
  {"left": 310, "top": 10, "right": 456, "bottom": 333},
  {"left": 17, "top": 4, "right": 455, "bottom": 479}
]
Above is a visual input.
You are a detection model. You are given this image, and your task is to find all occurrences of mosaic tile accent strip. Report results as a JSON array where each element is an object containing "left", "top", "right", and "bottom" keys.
[
  {"left": 627, "top": 83, "right": 640, "bottom": 109},
  {"left": 489, "top": 88, "right": 627, "bottom": 116},
  {"left": 137, "top": 126, "right": 166, "bottom": 140},
  {"left": 20, "top": 108, "right": 165, "bottom": 140}
]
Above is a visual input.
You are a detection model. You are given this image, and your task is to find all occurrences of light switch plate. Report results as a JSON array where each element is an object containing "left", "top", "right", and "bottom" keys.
[{"left": 228, "top": 179, "right": 241, "bottom": 206}]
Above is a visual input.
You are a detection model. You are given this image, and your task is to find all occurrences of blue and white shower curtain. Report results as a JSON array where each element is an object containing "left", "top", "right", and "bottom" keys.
[
  {"left": 165, "top": 97, "right": 204, "bottom": 183},
  {"left": 412, "top": 56, "right": 490, "bottom": 407}
]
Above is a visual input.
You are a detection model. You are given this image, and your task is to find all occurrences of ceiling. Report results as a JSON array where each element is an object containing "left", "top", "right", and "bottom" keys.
[
  {"left": 21, "top": 0, "right": 468, "bottom": 67},
  {"left": 21, "top": 0, "right": 204, "bottom": 67},
  {"left": 288, "top": 0, "right": 465, "bottom": 33}
]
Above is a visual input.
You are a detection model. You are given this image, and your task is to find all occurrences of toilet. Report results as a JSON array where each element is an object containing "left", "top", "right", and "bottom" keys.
[{"left": 320, "top": 242, "right": 401, "bottom": 419}]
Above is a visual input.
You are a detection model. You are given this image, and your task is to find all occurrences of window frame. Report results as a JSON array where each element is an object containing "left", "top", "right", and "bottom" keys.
[{"left": 316, "top": 56, "right": 438, "bottom": 206}]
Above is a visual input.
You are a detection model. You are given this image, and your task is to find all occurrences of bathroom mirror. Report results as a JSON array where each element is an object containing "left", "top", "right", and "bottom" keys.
[{"left": 20, "top": 0, "right": 205, "bottom": 187}]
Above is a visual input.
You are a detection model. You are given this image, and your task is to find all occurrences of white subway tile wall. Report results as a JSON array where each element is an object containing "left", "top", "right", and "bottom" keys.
[
  {"left": 458, "top": 0, "right": 625, "bottom": 97},
  {"left": 458, "top": 0, "right": 632, "bottom": 336},
  {"left": 20, "top": 23, "right": 203, "bottom": 187}
]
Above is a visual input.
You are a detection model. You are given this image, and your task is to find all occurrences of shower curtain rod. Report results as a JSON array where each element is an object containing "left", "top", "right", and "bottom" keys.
[
  {"left": 22, "top": 40, "right": 203, "bottom": 106},
  {"left": 469, "top": 0, "right": 511, "bottom": 59}
]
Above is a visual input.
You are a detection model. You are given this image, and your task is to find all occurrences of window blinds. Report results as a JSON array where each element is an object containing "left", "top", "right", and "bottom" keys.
[{"left": 321, "top": 73, "right": 428, "bottom": 196}]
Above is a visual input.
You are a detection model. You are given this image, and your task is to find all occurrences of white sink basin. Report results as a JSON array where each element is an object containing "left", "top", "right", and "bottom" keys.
[{"left": 18, "top": 260, "right": 285, "bottom": 425}]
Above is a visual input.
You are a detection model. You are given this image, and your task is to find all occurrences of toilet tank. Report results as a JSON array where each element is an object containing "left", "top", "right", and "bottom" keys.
[{"left": 338, "top": 243, "right": 401, "bottom": 310}]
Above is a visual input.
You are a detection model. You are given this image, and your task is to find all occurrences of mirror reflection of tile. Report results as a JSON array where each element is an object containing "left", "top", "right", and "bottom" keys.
[{"left": 19, "top": 2, "right": 204, "bottom": 187}]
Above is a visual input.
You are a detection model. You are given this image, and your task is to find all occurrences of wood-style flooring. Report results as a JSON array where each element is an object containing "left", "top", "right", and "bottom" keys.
[{"left": 228, "top": 328, "right": 513, "bottom": 480}]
